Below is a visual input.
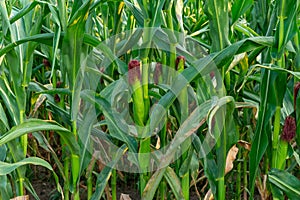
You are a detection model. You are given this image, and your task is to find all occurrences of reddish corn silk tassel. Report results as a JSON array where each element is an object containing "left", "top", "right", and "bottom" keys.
[
  {"left": 54, "top": 82, "right": 62, "bottom": 103},
  {"left": 175, "top": 56, "right": 185, "bottom": 71},
  {"left": 281, "top": 116, "right": 296, "bottom": 142},
  {"left": 154, "top": 63, "right": 162, "bottom": 85},
  {"left": 56, "top": 81, "right": 63, "bottom": 88},
  {"left": 43, "top": 59, "right": 50, "bottom": 67},
  {"left": 294, "top": 82, "right": 300, "bottom": 109},
  {"left": 128, "top": 60, "right": 141, "bottom": 85},
  {"left": 54, "top": 94, "right": 60, "bottom": 103}
]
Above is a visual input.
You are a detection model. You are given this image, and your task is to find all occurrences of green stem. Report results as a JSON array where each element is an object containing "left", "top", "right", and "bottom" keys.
[
  {"left": 87, "top": 174, "right": 93, "bottom": 200},
  {"left": 177, "top": 57, "right": 189, "bottom": 199},
  {"left": 71, "top": 121, "right": 80, "bottom": 200},
  {"left": 17, "top": 178, "right": 24, "bottom": 196},
  {"left": 112, "top": 169, "right": 117, "bottom": 200},
  {"left": 139, "top": 137, "right": 151, "bottom": 195},
  {"left": 225, "top": 71, "right": 230, "bottom": 92},
  {"left": 278, "top": 0, "right": 286, "bottom": 52},
  {"left": 18, "top": 111, "right": 25, "bottom": 195},
  {"left": 138, "top": 16, "right": 152, "bottom": 195},
  {"left": 216, "top": 121, "right": 226, "bottom": 200},
  {"left": 159, "top": 179, "right": 167, "bottom": 200},
  {"left": 218, "top": 177, "right": 225, "bottom": 200},
  {"left": 182, "top": 173, "right": 189, "bottom": 200},
  {"left": 179, "top": 89, "right": 189, "bottom": 200},
  {"left": 272, "top": 106, "right": 281, "bottom": 168},
  {"left": 165, "top": 1, "right": 177, "bottom": 83},
  {"left": 64, "top": 157, "right": 70, "bottom": 200},
  {"left": 19, "top": 110, "right": 27, "bottom": 155},
  {"left": 159, "top": 116, "right": 167, "bottom": 199}
]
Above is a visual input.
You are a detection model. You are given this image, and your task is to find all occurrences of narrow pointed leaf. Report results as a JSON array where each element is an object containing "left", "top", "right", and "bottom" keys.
[{"left": 269, "top": 168, "right": 300, "bottom": 199}]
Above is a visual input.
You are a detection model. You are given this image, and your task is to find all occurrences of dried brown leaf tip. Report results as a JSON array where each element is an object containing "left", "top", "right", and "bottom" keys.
[
  {"left": 281, "top": 116, "right": 296, "bottom": 142},
  {"left": 128, "top": 60, "right": 141, "bottom": 85},
  {"left": 237, "top": 140, "right": 251, "bottom": 151},
  {"left": 120, "top": 194, "right": 131, "bottom": 200},
  {"left": 294, "top": 82, "right": 300, "bottom": 109},
  {"left": 225, "top": 145, "right": 239, "bottom": 174}
]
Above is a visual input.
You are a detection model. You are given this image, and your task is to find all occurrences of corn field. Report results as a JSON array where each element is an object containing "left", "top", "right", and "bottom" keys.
[{"left": 0, "top": 0, "right": 299, "bottom": 199}]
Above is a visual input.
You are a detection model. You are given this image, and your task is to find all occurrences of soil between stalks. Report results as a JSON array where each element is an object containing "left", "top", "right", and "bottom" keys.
[{"left": 28, "top": 171, "right": 202, "bottom": 200}]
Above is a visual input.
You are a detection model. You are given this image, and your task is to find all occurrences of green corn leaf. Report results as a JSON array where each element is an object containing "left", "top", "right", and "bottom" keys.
[
  {"left": 9, "top": 1, "right": 40, "bottom": 24},
  {"left": 69, "top": 0, "right": 92, "bottom": 24},
  {"left": 0, "top": 145, "right": 6, "bottom": 161},
  {"left": 249, "top": 67, "right": 287, "bottom": 195},
  {"left": 23, "top": 3, "right": 43, "bottom": 87},
  {"left": 47, "top": 4, "right": 62, "bottom": 79},
  {"left": 57, "top": 0, "right": 67, "bottom": 31},
  {"left": 6, "top": 51, "right": 25, "bottom": 121},
  {"left": 272, "top": 0, "right": 298, "bottom": 58},
  {"left": 231, "top": 0, "right": 254, "bottom": 24},
  {"left": 32, "top": 132, "right": 65, "bottom": 181},
  {"left": 0, "top": 119, "right": 79, "bottom": 155},
  {"left": 270, "top": 183, "right": 284, "bottom": 200},
  {"left": 78, "top": 106, "right": 98, "bottom": 174},
  {"left": 0, "top": 33, "right": 56, "bottom": 57},
  {"left": 178, "top": 147, "right": 194, "bottom": 177},
  {"left": 149, "top": 36, "right": 273, "bottom": 143},
  {"left": 151, "top": 0, "right": 165, "bottom": 27},
  {"left": 203, "top": 151, "right": 218, "bottom": 196},
  {"left": 164, "top": 167, "right": 185, "bottom": 200},
  {"left": 0, "top": 103, "right": 9, "bottom": 130},
  {"left": 204, "top": 0, "right": 230, "bottom": 51},
  {"left": 23, "top": 179, "right": 41, "bottom": 200},
  {"left": 90, "top": 166, "right": 112, "bottom": 200},
  {"left": 90, "top": 145, "right": 127, "bottom": 200},
  {"left": 0, "top": 157, "right": 63, "bottom": 198},
  {"left": 0, "top": 176, "right": 13, "bottom": 200},
  {"left": 124, "top": 0, "right": 144, "bottom": 26},
  {"left": 249, "top": 69, "right": 273, "bottom": 195},
  {"left": 62, "top": 0, "right": 93, "bottom": 123},
  {"left": 0, "top": 157, "right": 53, "bottom": 176},
  {"left": 0, "top": 73, "right": 20, "bottom": 125},
  {"left": 0, "top": 1, "right": 13, "bottom": 36},
  {"left": 142, "top": 167, "right": 165, "bottom": 200},
  {"left": 269, "top": 168, "right": 300, "bottom": 199},
  {"left": 142, "top": 99, "right": 213, "bottom": 199},
  {"left": 81, "top": 90, "right": 138, "bottom": 153}
]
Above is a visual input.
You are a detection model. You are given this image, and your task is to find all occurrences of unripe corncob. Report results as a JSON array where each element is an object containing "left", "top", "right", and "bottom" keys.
[
  {"left": 176, "top": 56, "right": 185, "bottom": 72},
  {"left": 276, "top": 116, "right": 296, "bottom": 169},
  {"left": 128, "top": 60, "right": 144, "bottom": 127}
]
